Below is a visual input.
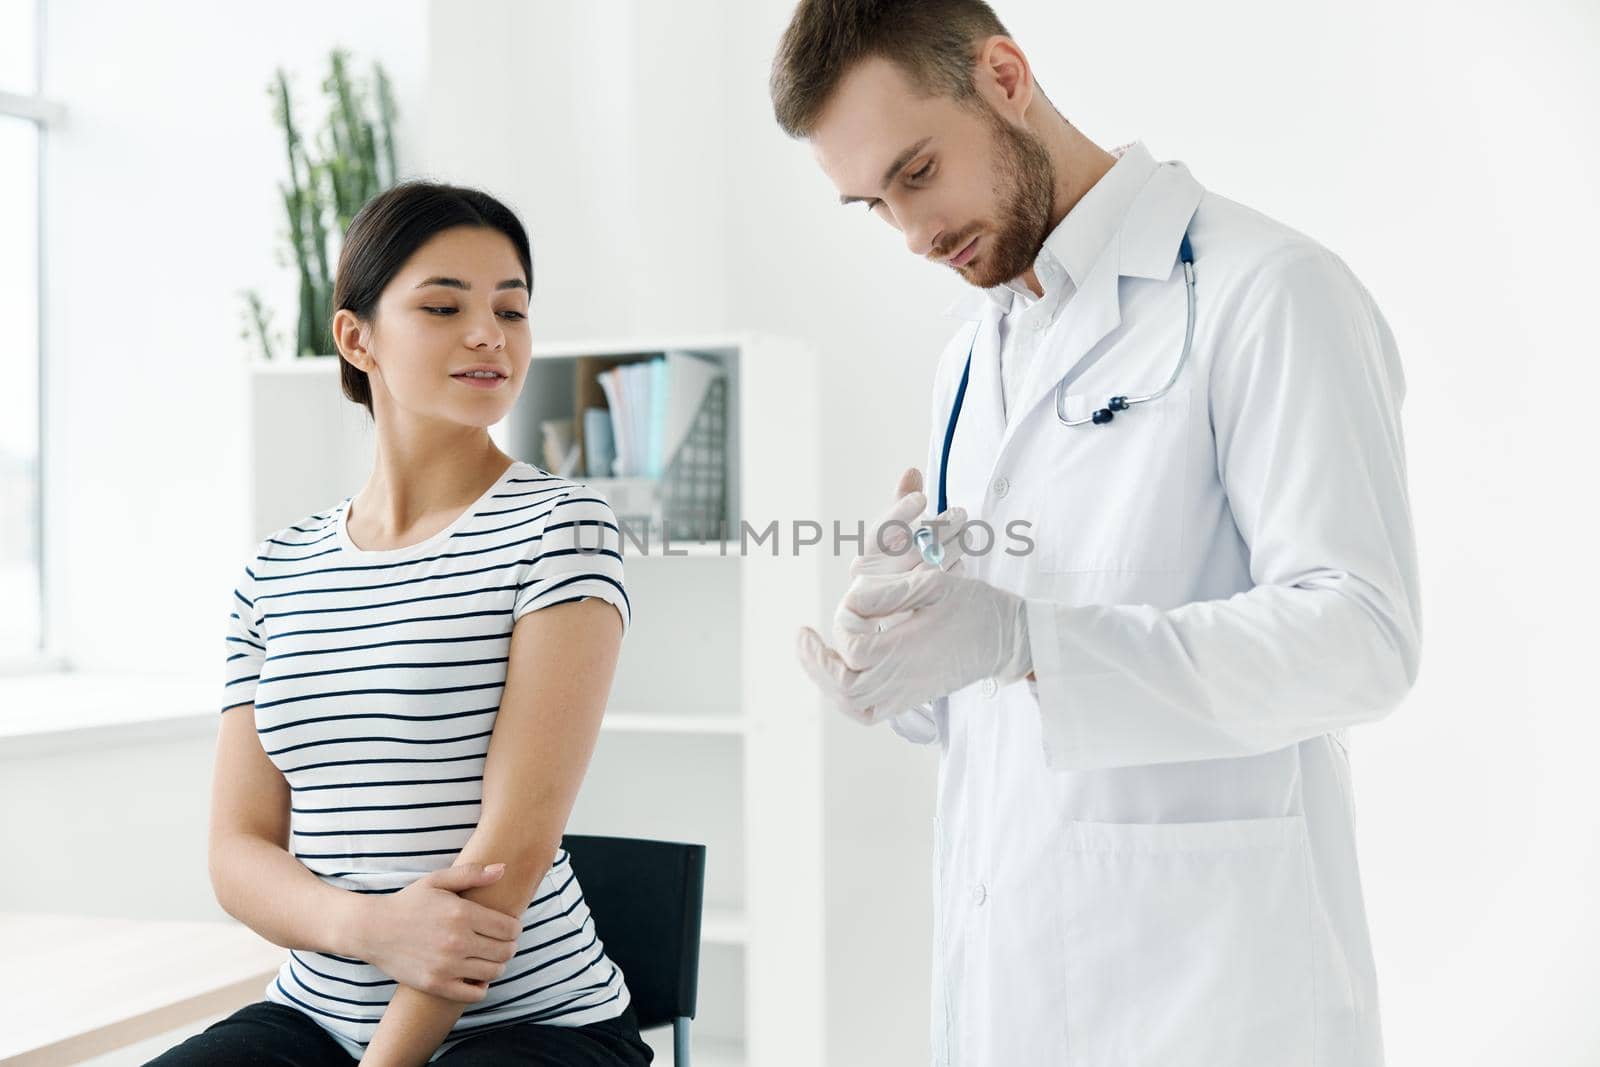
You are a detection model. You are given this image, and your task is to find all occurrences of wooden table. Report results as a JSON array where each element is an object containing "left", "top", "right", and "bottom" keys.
[{"left": 0, "top": 913, "right": 285, "bottom": 1065}]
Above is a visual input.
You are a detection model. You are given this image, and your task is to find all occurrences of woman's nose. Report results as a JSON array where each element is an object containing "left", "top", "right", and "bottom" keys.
[{"left": 464, "top": 311, "right": 505, "bottom": 350}]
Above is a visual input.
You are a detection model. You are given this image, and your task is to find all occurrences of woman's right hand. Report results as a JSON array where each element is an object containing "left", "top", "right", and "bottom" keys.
[{"left": 356, "top": 862, "right": 522, "bottom": 1003}]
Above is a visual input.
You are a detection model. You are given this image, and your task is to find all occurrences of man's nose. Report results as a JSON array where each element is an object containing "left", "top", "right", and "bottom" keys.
[{"left": 903, "top": 217, "right": 942, "bottom": 259}]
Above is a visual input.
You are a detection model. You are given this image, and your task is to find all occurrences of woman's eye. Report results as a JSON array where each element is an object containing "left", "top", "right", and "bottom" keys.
[
  {"left": 909, "top": 160, "right": 934, "bottom": 182},
  {"left": 422, "top": 305, "right": 524, "bottom": 320}
]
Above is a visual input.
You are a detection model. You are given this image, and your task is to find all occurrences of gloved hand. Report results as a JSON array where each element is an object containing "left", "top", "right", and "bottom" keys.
[
  {"left": 799, "top": 468, "right": 966, "bottom": 729},
  {"left": 798, "top": 564, "right": 1033, "bottom": 720},
  {"left": 832, "top": 466, "right": 968, "bottom": 643}
]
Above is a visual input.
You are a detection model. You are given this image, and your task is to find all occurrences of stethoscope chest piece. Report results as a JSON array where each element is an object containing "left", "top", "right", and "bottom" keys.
[
  {"left": 1091, "top": 396, "right": 1131, "bottom": 424},
  {"left": 1053, "top": 231, "right": 1197, "bottom": 428}
]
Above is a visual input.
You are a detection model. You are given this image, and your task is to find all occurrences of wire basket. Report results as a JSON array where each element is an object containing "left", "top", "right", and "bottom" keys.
[{"left": 659, "top": 375, "right": 728, "bottom": 542}]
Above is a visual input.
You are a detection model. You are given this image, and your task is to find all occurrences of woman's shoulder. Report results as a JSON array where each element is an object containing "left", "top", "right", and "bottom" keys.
[
  {"left": 511, "top": 462, "right": 622, "bottom": 522},
  {"left": 244, "top": 501, "right": 346, "bottom": 574}
]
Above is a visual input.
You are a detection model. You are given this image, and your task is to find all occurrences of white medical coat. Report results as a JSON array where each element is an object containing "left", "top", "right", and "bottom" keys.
[{"left": 896, "top": 143, "right": 1420, "bottom": 1066}]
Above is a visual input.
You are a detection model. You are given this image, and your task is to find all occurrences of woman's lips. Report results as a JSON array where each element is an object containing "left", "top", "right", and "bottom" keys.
[
  {"left": 451, "top": 374, "right": 507, "bottom": 390},
  {"left": 948, "top": 234, "right": 980, "bottom": 268}
]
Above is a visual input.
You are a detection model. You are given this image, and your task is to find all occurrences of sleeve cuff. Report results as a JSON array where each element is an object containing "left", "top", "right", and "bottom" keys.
[
  {"left": 887, "top": 701, "right": 941, "bottom": 745},
  {"left": 1023, "top": 597, "right": 1215, "bottom": 772},
  {"left": 1025, "top": 597, "right": 1122, "bottom": 772}
]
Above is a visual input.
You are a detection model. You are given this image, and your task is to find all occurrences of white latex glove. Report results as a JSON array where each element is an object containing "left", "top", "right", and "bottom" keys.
[
  {"left": 837, "top": 468, "right": 965, "bottom": 740},
  {"left": 798, "top": 566, "right": 1032, "bottom": 719},
  {"left": 801, "top": 468, "right": 966, "bottom": 730},
  {"left": 833, "top": 466, "right": 968, "bottom": 642}
]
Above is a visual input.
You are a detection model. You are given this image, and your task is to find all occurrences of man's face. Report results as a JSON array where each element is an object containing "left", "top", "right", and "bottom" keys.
[{"left": 810, "top": 55, "right": 1054, "bottom": 290}]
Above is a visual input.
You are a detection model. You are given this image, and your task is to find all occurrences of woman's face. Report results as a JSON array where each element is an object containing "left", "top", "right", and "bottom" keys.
[{"left": 355, "top": 225, "right": 533, "bottom": 430}]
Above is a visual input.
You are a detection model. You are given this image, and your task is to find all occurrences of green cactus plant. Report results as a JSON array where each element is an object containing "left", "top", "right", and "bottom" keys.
[
  {"left": 242, "top": 49, "right": 399, "bottom": 361},
  {"left": 238, "top": 290, "right": 280, "bottom": 363}
]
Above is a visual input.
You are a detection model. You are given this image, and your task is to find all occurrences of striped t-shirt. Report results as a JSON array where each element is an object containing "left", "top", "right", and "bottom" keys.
[{"left": 222, "top": 459, "right": 633, "bottom": 1060}]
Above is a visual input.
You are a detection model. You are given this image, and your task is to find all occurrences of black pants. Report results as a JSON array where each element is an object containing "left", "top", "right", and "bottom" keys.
[{"left": 142, "top": 1000, "right": 655, "bottom": 1066}]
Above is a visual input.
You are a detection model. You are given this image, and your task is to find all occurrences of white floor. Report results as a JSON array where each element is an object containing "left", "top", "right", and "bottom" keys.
[{"left": 76, "top": 1010, "right": 232, "bottom": 1066}]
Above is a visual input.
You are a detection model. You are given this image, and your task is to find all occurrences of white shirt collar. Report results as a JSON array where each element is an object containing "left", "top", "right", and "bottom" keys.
[{"left": 945, "top": 140, "right": 1160, "bottom": 319}]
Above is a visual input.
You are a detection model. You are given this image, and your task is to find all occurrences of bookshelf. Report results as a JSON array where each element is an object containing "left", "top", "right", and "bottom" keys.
[{"left": 247, "top": 334, "right": 824, "bottom": 1066}]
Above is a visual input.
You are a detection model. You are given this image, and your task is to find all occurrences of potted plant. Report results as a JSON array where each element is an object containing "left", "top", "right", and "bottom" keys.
[{"left": 240, "top": 49, "right": 399, "bottom": 361}]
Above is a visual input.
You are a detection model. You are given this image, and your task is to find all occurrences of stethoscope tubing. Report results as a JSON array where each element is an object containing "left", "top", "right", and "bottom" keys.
[{"left": 937, "top": 229, "right": 1197, "bottom": 514}]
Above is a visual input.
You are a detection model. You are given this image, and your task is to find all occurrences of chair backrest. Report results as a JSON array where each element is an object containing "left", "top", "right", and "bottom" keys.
[{"left": 561, "top": 834, "right": 706, "bottom": 1030}]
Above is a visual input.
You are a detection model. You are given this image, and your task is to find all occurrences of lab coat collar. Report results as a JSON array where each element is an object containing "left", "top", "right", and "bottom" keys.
[
  {"left": 941, "top": 140, "right": 1159, "bottom": 322},
  {"left": 993, "top": 155, "right": 1204, "bottom": 449},
  {"left": 1002, "top": 140, "right": 1156, "bottom": 305}
]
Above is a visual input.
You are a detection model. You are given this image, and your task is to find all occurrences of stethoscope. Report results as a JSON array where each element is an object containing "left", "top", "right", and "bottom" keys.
[{"left": 934, "top": 229, "right": 1197, "bottom": 514}]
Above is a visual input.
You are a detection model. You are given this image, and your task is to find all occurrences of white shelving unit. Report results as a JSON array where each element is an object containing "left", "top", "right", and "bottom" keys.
[{"left": 248, "top": 334, "right": 824, "bottom": 1067}]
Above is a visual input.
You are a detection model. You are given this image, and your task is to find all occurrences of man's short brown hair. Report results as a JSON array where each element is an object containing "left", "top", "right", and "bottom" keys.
[{"left": 770, "top": 0, "right": 1011, "bottom": 138}]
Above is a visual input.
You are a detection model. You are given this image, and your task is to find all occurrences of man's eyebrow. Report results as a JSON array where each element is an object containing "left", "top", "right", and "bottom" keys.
[
  {"left": 838, "top": 136, "right": 933, "bottom": 205},
  {"left": 413, "top": 277, "right": 529, "bottom": 292}
]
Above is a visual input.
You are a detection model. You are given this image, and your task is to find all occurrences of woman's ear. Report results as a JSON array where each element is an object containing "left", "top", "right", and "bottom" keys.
[{"left": 332, "top": 308, "right": 374, "bottom": 372}]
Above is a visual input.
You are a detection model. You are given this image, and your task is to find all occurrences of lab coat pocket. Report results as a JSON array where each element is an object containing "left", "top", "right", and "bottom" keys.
[
  {"left": 1060, "top": 815, "right": 1315, "bottom": 1067},
  {"left": 1035, "top": 386, "right": 1192, "bottom": 575}
]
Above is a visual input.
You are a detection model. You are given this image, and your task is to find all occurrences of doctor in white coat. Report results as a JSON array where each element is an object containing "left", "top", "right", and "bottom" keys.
[{"left": 772, "top": 2, "right": 1421, "bottom": 1065}]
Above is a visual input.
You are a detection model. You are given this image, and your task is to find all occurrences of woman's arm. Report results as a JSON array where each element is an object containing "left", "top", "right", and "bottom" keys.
[
  {"left": 210, "top": 702, "right": 524, "bottom": 1002},
  {"left": 208, "top": 704, "right": 371, "bottom": 956},
  {"left": 360, "top": 596, "right": 624, "bottom": 1067}
]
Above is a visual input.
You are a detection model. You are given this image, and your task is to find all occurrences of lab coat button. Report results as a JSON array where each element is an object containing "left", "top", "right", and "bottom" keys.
[
  {"left": 981, "top": 677, "right": 997, "bottom": 698},
  {"left": 973, "top": 883, "right": 987, "bottom": 906},
  {"left": 991, "top": 476, "right": 1009, "bottom": 498}
]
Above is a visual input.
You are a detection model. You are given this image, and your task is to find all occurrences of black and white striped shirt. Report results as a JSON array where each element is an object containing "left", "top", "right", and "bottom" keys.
[{"left": 222, "top": 460, "right": 633, "bottom": 1060}]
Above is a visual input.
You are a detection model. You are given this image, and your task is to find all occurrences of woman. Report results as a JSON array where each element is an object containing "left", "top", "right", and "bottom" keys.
[{"left": 149, "top": 182, "right": 653, "bottom": 1066}]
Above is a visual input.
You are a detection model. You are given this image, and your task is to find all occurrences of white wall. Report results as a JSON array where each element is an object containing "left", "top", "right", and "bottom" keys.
[
  {"left": 420, "top": 0, "right": 733, "bottom": 340},
  {"left": 40, "top": 0, "right": 429, "bottom": 676},
  {"left": 12, "top": 0, "right": 1598, "bottom": 1064},
  {"left": 0, "top": 719, "right": 222, "bottom": 920}
]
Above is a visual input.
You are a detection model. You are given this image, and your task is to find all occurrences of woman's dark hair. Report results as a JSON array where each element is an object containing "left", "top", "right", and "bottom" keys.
[{"left": 333, "top": 181, "right": 533, "bottom": 414}]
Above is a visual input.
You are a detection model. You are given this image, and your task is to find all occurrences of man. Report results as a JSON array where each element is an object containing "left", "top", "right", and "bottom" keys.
[{"left": 774, "top": 3, "right": 1421, "bottom": 1065}]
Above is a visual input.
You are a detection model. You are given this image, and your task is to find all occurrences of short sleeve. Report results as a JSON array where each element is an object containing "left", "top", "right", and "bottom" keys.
[
  {"left": 222, "top": 550, "right": 267, "bottom": 714},
  {"left": 512, "top": 491, "right": 630, "bottom": 637}
]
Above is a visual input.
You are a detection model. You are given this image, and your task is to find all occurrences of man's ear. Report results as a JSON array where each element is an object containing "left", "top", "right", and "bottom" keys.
[{"left": 975, "top": 35, "right": 1034, "bottom": 123}]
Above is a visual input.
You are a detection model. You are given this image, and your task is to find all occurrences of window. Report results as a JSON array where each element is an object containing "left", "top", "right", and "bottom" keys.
[
  {"left": 0, "top": 0, "right": 36, "bottom": 95},
  {"left": 1, "top": 0, "right": 49, "bottom": 667}
]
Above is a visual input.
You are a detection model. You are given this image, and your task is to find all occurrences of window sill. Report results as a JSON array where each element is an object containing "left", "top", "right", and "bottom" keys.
[{"left": 0, "top": 671, "right": 216, "bottom": 754}]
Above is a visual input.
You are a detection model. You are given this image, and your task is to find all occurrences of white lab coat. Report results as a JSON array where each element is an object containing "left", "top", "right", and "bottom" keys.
[{"left": 895, "top": 146, "right": 1420, "bottom": 1066}]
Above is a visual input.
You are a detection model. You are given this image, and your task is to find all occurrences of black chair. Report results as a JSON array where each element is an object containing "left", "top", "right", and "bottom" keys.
[{"left": 561, "top": 834, "right": 706, "bottom": 1065}]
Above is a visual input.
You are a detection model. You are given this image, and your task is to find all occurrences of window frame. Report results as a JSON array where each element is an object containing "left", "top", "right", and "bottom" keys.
[{"left": 0, "top": 0, "right": 64, "bottom": 675}]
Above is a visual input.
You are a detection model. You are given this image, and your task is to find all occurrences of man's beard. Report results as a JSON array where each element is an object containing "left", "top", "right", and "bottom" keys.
[{"left": 945, "top": 107, "right": 1055, "bottom": 290}]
